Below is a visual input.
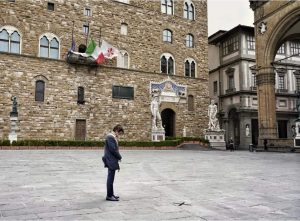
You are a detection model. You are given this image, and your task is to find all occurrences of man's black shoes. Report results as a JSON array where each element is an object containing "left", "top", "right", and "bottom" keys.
[
  {"left": 113, "top": 195, "right": 119, "bottom": 199},
  {"left": 106, "top": 196, "right": 119, "bottom": 201}
]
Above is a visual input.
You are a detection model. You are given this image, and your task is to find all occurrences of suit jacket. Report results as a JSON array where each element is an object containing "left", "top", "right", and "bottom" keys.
[{"left": 102, "top": 133, "right": 122, "bottom": 170}]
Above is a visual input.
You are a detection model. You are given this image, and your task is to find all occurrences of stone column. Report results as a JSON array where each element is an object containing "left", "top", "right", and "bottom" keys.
[{"left": 256, "top": 67, "right": 277, "bottom": 139}]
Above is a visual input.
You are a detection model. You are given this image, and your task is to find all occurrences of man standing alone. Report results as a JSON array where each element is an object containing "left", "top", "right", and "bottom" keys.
[{"left": 102, "top": 124, "right": 124, "bottom": 201}]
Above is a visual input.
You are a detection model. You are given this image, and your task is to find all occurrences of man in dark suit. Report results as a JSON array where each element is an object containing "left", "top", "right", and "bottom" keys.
[{"left": 102, "top": 124, "right": 124, "bottom": 201}]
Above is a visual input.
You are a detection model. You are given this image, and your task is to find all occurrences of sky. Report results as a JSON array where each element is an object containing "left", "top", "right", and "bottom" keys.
[{"left": 207, "top": 0, "right": 254, "bottom": 36}]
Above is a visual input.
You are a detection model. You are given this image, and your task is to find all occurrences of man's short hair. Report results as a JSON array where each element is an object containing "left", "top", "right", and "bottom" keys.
[{"left": 113, "top": 124, "right": 124, "bottom": 134}]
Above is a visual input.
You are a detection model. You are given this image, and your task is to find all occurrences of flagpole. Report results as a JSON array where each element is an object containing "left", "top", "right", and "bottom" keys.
[
  {"left": 99, "top": 27, "right": 102, "bottom": 46},
  {"left": 71, "top": 21, "right": 74, "bottom": 44},
  {"left": 85, "top": 22, "right": 90, "bottom": 46}
]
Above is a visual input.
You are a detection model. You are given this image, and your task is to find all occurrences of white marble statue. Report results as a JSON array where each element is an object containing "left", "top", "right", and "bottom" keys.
[
  {"left": 208, "top": 99, "right": 220, "bottom": 131},
  {"left": 151, "top": 95, "right": 162, "bottom": 129},
  {"left": 246, "top": 124, "right": 250, "bottom": 137}
]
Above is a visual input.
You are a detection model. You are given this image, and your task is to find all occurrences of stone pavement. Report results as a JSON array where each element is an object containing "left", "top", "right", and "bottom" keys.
[{"left": 0, "top": 150, "right": 299, "bottom": 220}]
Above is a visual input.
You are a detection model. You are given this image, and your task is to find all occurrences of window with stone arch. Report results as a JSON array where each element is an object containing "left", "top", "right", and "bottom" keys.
[
  {"left": 117, "top": 50, "right": 130, "bottom": 69},
  {"left": 163, "top": 29, "right": 172, "bottom": 43},
  {"left": 0, "top": 25, "right": 21, "bottom": 54},
  {"left": 184, "top": 58, "right": 196, "bottom": 78},
  {"left": 185, "top": 34, "right": 194, "bottom": 48},
  {"left": 160, "top": 53, "right": 175, "bottom": 75},
  {"left": 39, "top": 33, "right": 60, "bottom": 59},
  {"left": 35, "top": 80, "right": 45, "bottom": 102},
  {"left": 188, "top": 95, "right": 194, "bottom": 111},
  {"left": 183, "top": 1, "right": 195, "bottom": 20},
  {"left": 161, "top": 0, "right": 174, "bottom": 15}
]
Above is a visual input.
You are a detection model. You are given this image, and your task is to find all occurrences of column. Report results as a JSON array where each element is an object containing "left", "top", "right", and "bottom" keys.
[{"left": 257, "top": 67, "right": 277, "bottom": 139}]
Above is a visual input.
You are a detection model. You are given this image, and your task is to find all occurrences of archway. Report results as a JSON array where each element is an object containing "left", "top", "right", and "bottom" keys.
[
  {"left": 253, "top": 3, "right": 300, "bottom": 141},
  {"left": 161, "top": 108, "right": 176, "bottom": 137}
]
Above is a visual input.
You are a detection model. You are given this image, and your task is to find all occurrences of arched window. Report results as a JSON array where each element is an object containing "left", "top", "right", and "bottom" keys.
[
  {"left": 50, "top": 38, "right": 59, "bottom": 59},
  {"left": 185, "top": 60, "right": 190, "bottom": 77},
  {"left": 0, "top": 29, "right": 9, "bottom": 52},
  {"left": 35, "top": 80, "right": 45, "bottom": 102},
  {"left": 161, "top": 56, "right": 167, "bottom": 74},
  {"left": 117, "top": 50, "right": 130, "bottom": 68},
  {"left": 184, "top": 3, "right": 188, "bottom": 19},
  {"left": 163, "top": 29, "right": 172, "bottom": 43},
  {"left": 77, "top": 87, "right": 85, "bottom": 104},
  {"left": 167, "top": 0, "right": 173, "bottom": 15},
  {"left": 183, "top": 1, "right": 195, "bottom": 20},
  {"left": 186, "top": 34, "right": 194, "bottom": 48},
  {"left": 39, "top": 33, "right": 60, "bottom": 59},
  {"left": 184, "top": 58, "right": 196, "bottom": 78},
  {"left": 168, "top": 57, "right": 174, "bottom": 75},
  {"left": 189, "top": 4, "right": 194, "bottom": 20},
  {"left": 188, "top": 95, "right": 194, "bottom": 111},
  {"left": 0, "top": 26, "right": 21, "bottom": 53},
  {"left": 160, "top": 53, "right": 175, "bottom": 75},
  {"left": 161, "top": 0, "right": 173, "bottom": 15}
]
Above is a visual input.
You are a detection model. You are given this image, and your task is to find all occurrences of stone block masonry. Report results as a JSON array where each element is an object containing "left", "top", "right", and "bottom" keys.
[{"left": 0, "top": 0, "right": 209, "bottom": 141}]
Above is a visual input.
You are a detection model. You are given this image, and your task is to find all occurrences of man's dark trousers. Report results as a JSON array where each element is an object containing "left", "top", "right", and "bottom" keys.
[{"left": 107, "top": 168, "right": 116, "bottom": 197}]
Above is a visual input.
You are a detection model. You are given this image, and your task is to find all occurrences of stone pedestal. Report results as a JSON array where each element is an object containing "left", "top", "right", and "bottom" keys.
[
  {"left": 9, "top": 115, "right": 18, "bottom": 144},
  {"left": 152, "top": 128, "right": 165, "bottom": 142},
  {"left": 205, "top": 130, "right": 226, "bottom": 150}
]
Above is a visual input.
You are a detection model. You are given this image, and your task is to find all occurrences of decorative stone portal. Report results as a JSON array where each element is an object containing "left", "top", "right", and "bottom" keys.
[{"left": 150, "top": 78, "right": 187, "bottom": 141}]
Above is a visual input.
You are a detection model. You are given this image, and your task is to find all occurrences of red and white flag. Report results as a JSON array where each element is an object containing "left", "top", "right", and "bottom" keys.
[{"left": 100, "top": 40, "right": 119, "bottom": 59}]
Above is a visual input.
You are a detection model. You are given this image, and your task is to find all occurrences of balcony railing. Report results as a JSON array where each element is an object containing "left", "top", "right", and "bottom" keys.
[{"left": 225, "top": 88, "right": 236, "bottom": 94}]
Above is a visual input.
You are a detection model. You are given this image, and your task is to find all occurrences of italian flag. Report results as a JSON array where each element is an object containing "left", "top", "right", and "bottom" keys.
[{"left": 85, "top": 40, "right": 105, "bottom": 64}]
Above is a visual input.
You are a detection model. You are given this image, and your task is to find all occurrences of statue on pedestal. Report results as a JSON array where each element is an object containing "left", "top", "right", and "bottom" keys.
[
  {"left": 10, "top": 96, "right": 18, "bottom": 117},
  {"left": 151, "top": 95, "right": 162, "bottom": 129},
  {"left": 208, "top": 99, "right": 220, "bottom": 131}
]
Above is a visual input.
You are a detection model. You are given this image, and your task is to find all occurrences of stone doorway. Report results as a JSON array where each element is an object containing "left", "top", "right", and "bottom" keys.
[
  {"left": 75, "top": 119, "right": 86, "bottom": 141},
  {"left": 228, "top": 108, "right": 240, "bottom": 147},
  {"left": 161, "top": 108, "right": 175, "bottom": 137},
  {"left": 251, "top": 119, "right": 259, "bottom": 146}
]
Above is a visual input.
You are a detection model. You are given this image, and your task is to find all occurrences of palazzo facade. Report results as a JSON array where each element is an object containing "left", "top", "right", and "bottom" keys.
[{"left": 0, "top": 0, "right": 208, "bottom": 141}]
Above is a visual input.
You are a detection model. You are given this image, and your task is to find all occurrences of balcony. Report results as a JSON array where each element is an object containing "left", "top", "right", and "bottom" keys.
[
  {"left": 276, "top": 89, "right": 288, "bottom": 93},
  {"left": 225, "top": 88, "right": 236, "bottom": 94}
]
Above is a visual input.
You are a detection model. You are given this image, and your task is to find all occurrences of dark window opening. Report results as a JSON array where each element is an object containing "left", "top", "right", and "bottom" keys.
[
  {"left": 77, "top": 87, "right": 85, "bottom": 104},
  {"left": 112, "top": 85, "right": 134, "bottom": 100},
  {"left": 47, "top": 2, "right": 54, "bottom": 11},
  {"left": 277, "top": 120, "right": 288, "bottom": 138},
  {"left": 35, "top": 80, "right": 45, "bottom": 102},
  {"left": 185, "top": 61, "right": 190, "bottom": 77}
]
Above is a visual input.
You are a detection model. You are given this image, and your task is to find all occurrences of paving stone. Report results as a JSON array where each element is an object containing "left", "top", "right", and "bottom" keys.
[{"left": 0, "top": 150, "right": 299, "bottom": 220}]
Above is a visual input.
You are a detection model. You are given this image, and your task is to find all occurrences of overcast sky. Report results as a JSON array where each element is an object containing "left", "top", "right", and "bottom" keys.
[{"left": 207, "top": 0, "right": 254, "bottom": 36}]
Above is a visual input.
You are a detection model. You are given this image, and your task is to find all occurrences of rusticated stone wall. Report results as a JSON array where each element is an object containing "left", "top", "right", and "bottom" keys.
[
  {"left": 0, "top": 0, "right": 208, "bottom": 141},
  {"left": 0, "top": 53, "right": 208, "bottom": 140}
]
